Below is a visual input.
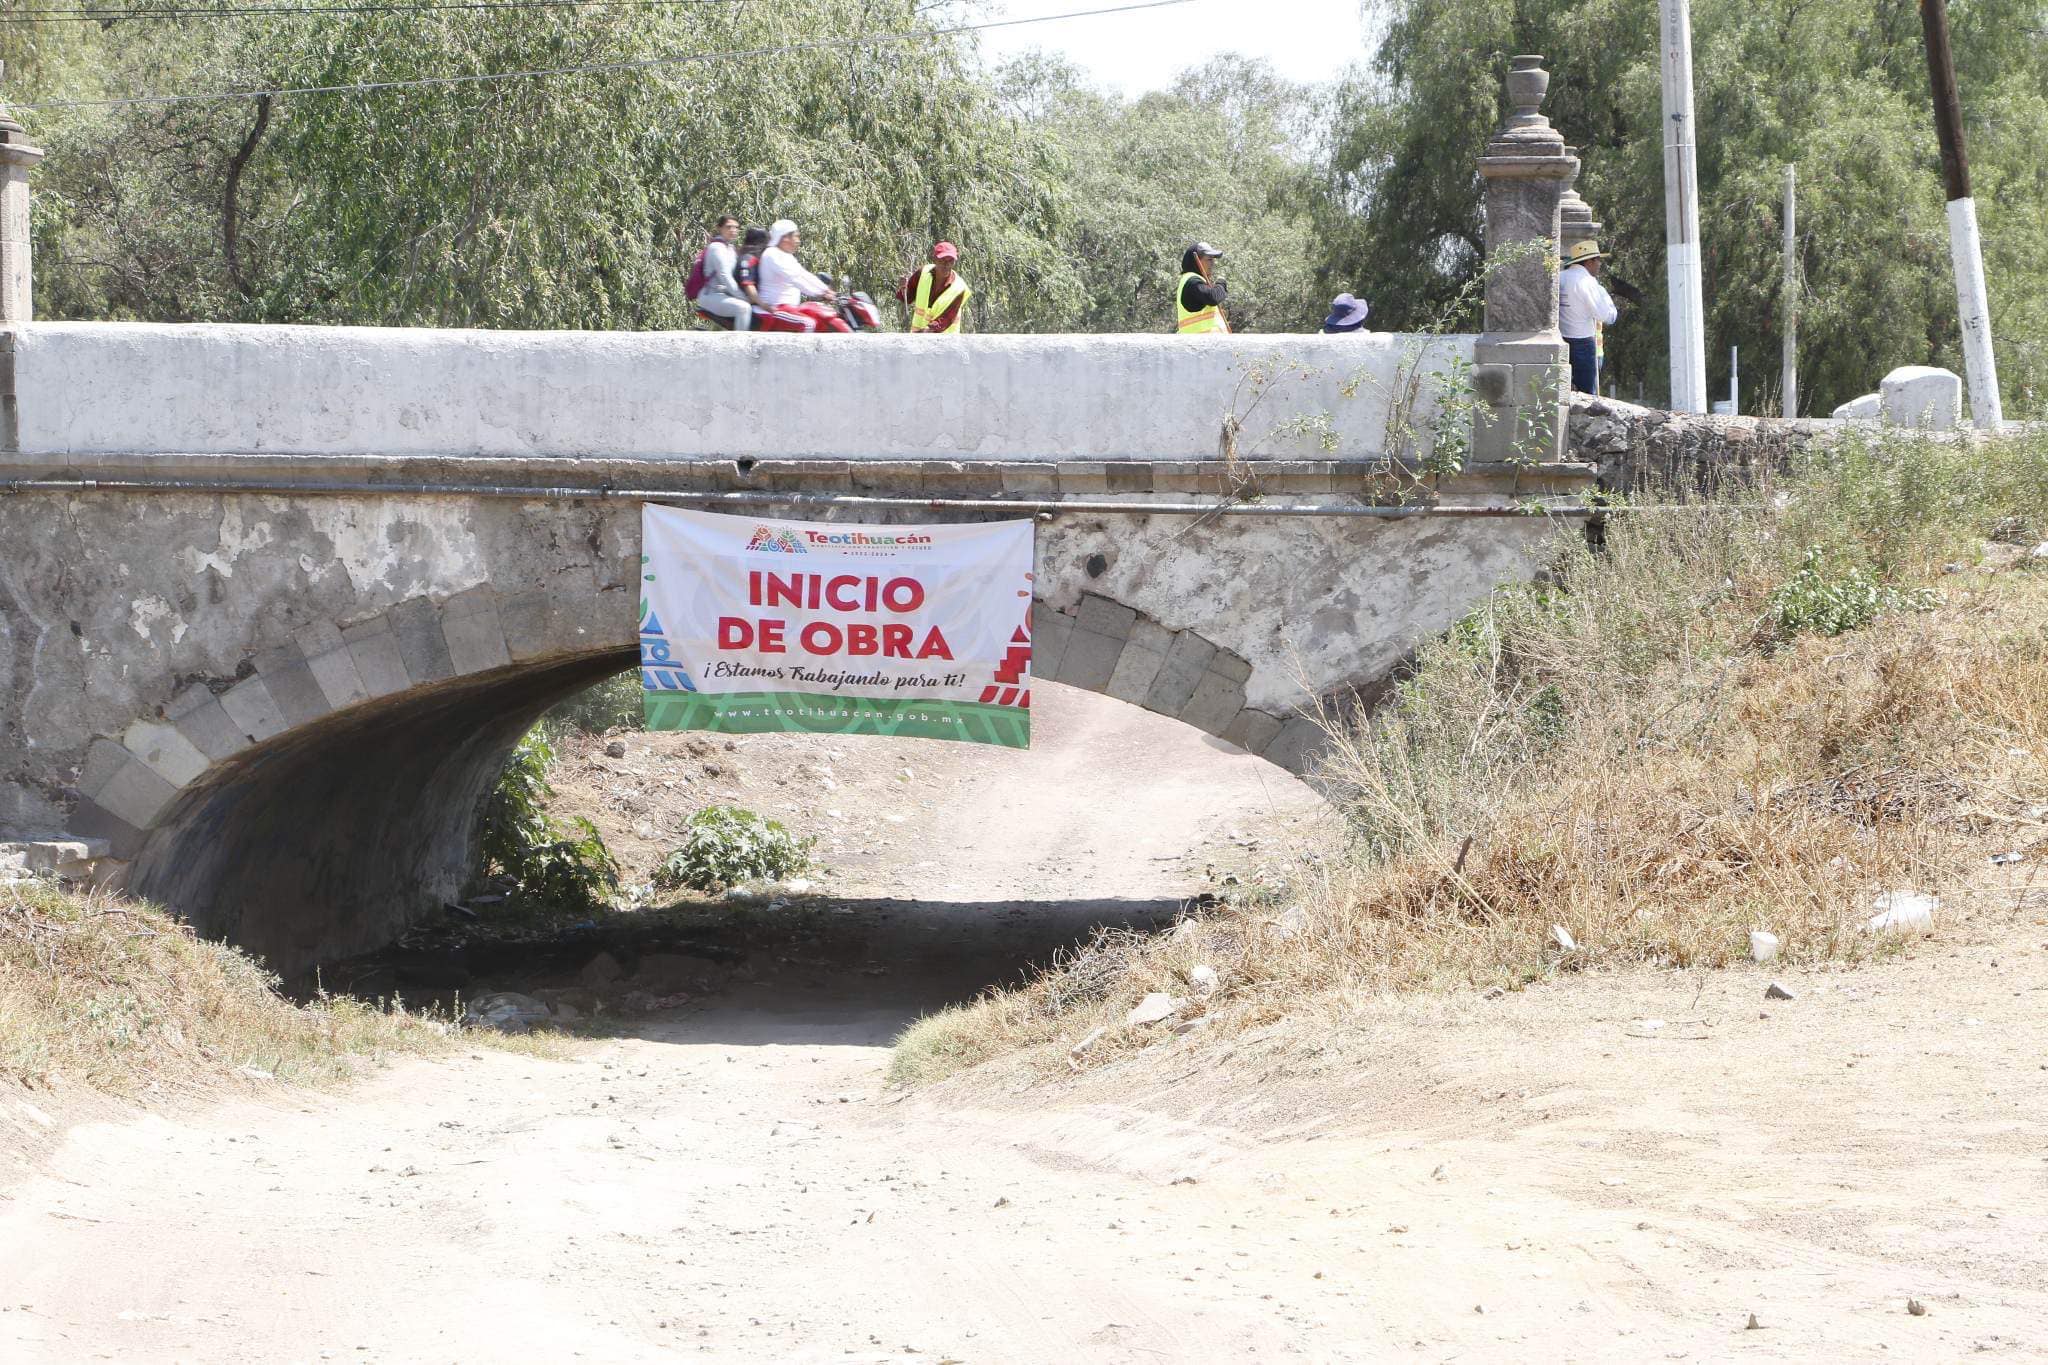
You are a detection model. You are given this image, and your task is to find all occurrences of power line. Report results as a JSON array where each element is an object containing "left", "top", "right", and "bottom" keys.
[
  {"left": 4, "top": 0, "right": 732, "bottom": 23},
  {"left": 14, "top": 0, "right": 1196, "bottom": 108}
]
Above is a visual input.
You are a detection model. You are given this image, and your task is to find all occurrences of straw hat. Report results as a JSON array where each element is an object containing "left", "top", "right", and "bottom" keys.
[{"left": 1563, "top": 239, "right": 1608, "bottom": 267}]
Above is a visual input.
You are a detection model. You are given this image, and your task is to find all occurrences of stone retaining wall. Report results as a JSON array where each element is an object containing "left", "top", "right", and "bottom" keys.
[{"left": 1566, "top": 393, "right": 1840, "bottom": 493}]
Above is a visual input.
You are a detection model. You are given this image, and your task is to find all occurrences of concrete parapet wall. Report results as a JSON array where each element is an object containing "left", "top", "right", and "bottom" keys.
[{"left": 4, "top": 322, "right": 1475, "bottom": 464}]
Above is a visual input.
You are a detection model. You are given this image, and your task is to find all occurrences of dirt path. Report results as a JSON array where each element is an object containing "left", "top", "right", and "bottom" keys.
[
  {"left": 4, "top": 688, "right": 2047, "bottom": 1362},
  {"left": 542, "top": 675, "right": 1325, "bottom": 904}
]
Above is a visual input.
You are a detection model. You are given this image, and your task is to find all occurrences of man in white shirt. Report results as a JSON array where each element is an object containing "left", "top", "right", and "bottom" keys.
[
  {"left": 1558, "top": 239, "right": 1619, "bottom": 395},
  {"left": 756, "top": 219, "right": 848, "bottom": 332}
]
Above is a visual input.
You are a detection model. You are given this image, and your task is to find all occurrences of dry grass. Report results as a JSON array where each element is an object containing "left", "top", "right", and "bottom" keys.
[
  {"left": 1, "top": 880, "right": 471, "bottom": 1096},
  {"left": 892, "top": 429, "right": 2048, "bottom": 1086}
]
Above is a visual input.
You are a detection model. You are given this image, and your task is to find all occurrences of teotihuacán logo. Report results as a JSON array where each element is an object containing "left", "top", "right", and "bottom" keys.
[{"left": 745, "top": 526, "right": 808, "bottom": 553}]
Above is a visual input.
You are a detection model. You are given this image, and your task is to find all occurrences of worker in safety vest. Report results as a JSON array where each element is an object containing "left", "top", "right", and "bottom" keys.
[
  {"left": 897, "top": 241, "right": 972, "bottom": 334},
  {"left": 1175, "top": 241, "right": 1230, "bottom": 335}
]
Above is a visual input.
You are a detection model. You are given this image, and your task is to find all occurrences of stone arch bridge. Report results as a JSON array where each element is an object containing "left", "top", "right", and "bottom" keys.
[
  {"left": 0, "top": 59, "right": 1598, "bottom": 975},
  {"left": 0, "top": 326, "right": 1593, "bottom": 973}
]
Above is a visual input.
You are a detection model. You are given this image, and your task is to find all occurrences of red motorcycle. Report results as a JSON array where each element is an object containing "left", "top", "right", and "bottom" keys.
[{"left": 701, "top": 274, "right": 883, "bottom": 334}]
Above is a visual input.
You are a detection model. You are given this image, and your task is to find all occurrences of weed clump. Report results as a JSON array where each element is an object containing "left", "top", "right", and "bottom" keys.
[
  {"left": 478, "top": 729, "right": 621, "bottom": 914},
  {"left": 652, "top": 805, "right": 815, "bottom": 894},
  {"left": 1768, "top": 545, "right": 1937, "bottom": 638}
]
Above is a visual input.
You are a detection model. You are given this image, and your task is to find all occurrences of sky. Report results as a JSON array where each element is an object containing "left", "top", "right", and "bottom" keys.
[{"left": 971, "top": 0, "right": 1374, "bottom": 96}]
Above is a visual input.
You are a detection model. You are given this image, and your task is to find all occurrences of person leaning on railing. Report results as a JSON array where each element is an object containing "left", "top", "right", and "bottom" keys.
[
  {"left": 899, "top": 241, "right": 972, "bottom": 334},
  {"left": 1174, "top": 241, "right": 1230, "bottom": 335}
]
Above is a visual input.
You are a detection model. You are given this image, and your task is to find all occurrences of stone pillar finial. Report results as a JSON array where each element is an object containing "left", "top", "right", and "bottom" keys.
[
  {"left": 0, "top": 61, "right": 48, "bottom": 326},
  {"left": 1503, "top": 55, "right": 1555, "bottom": 134},
  {"left": 1471, "top": 56, "right": 1579, "bottom": 465}
]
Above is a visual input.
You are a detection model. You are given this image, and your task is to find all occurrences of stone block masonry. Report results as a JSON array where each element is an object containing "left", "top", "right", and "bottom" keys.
[
  {"left": 1045, "top": 594, "right": 1290, "bottom": 762},
  {"left": 1567, "top": 393, "right": 1839, "bottom": 494},
  {"left": 0, "top": 476, "right": 1575, "bottom": 974}
]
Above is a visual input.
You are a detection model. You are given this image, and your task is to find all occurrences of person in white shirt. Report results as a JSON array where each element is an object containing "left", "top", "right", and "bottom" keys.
[
  {"left": 1558, "top": 239, "right": 1619, "bottom": 394},
  {"left": 755, "top": 219, "right": 848, "bottom": 333}
]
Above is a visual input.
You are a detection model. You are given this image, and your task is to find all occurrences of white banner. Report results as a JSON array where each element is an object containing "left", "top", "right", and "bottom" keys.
[{"left": 639, "top": 507, "right": 1034, "bottom": 747}]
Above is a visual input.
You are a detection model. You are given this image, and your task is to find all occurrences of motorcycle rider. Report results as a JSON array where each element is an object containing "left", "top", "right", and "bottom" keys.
[
  {"left": 734, "top": 225, "right": 770, "bottom": 314},
  {"left": 757, "top": 219, "right": 850, "bottom": 334},
  {"left": 693, "top": 215, "right": 751, "bottom": 331}
]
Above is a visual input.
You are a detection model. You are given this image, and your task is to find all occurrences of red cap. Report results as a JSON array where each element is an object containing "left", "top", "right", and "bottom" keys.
[{"left": 932, "top": 241, "right": 959, "bottom": 261}]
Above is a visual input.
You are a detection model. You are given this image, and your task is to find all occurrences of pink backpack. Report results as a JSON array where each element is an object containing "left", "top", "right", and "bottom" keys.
[{"left": 684, "top": 247, "right": 709, "bottom": 302}]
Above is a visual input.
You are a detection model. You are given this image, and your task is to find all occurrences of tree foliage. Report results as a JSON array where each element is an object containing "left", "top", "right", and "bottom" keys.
[
  {"left": 13, "top": 1, "right": 1073, "bottom": 329},
  {"left": 1315, "top": 0, "right": 2048, "bottom": 415},
  {"left": 992, "top": 53, "right": 1323, "bottom": 333},
  {"left": 8, "top": 4, "right": 1323, "bottom": 333},
  {"left": 10, "top": 0, "right": 2048, "bottom": 408}
]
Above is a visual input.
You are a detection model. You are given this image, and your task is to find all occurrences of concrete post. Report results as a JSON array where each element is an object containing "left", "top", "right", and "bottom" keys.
[
  {"left": 0, "top": 66, "right": 46, "bottom": 325},
  {"left": 1472, "top": 56, "right": 1578, "bottom": 465}
]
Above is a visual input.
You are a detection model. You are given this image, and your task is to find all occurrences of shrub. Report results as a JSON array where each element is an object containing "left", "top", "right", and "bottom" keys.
[
  {"left": 1768, "top": 546, "right": 1937, "bottom": 639},
  {"left": 479, "top": 728, "right": 557, "bottom": 868},
  {"left": 509, "top": 817, "right": 621, "bottom": 914},
  {"left": 478, "top": 728, "right": 621, "bottom": 914},
  {"left": 652, "top": 806, "right": 815, "bottom": 894}
]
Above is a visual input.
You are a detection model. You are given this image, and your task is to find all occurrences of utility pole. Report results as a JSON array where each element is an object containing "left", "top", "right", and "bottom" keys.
[
  {"left": 1, "top": 60, "right": 50, "bottom": 327},
  {"left": 1659, "top": 0, "right": 1708, "bottom": 413},
  {"left": 1781, "top": 164, "right": 1798, "bottom": 417},
  {"left": 1919, "top": 0, "right": 2002, "bottom": 427}
]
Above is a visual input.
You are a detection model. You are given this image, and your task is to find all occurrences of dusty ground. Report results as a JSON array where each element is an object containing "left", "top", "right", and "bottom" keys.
[
  {"left": 2, "top": 685, "right": 2046, "bottom": 1362},
  {"left": 543, "top": 682, "right": 1321, "bottom": 901}
]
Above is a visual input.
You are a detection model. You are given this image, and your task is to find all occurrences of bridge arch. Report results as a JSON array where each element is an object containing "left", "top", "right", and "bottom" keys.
[
  {"left": 63, "top": 563, "right": 1320, "bottom": 977},
  {"left": 3, "top": 471, "right": 1581, "bottom": 976},
  {"left": 0, "top": 50, "right": 1609, "bottom": 973}
]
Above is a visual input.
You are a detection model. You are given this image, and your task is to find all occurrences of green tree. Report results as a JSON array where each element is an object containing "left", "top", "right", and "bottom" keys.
[
  {"left": 10, "top": 9, "right": 1332, "bottom": 336},
  {"left": 14, "top": 0, "right": 1072, "bottom": 331},
  {"left": 1316, "top": 0, "right": 2048, "bottom": 416},
  {"left": 996, "top": 54, "right": 1324, "bottom": 333}
]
